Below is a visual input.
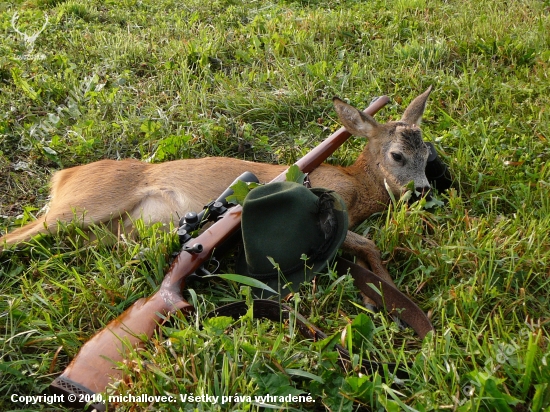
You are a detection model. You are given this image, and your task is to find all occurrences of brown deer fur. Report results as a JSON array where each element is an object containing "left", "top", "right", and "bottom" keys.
[{"left": 1, "top": 87, "right": 434, "bottom": 288}]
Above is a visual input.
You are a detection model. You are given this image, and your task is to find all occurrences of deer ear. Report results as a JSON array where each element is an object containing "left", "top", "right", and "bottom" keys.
[
  {"left": 333, "top": 97, "right": 379, "bottom": 137},
  {"left": 400, "top": 86, "right": 432, "bottom": 125}
]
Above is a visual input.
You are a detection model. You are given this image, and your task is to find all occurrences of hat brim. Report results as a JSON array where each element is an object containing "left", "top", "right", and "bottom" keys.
[{"left": 236, "top": 188, "right": 348, "bottom": 297}]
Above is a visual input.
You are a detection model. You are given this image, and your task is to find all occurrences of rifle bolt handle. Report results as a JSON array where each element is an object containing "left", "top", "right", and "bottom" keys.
[{"left": 184, "top": 243, "right": 203, "bottom": 254}]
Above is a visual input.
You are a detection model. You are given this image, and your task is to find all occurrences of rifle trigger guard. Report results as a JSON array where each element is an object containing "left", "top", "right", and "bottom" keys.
[{"left": 196, "top": 257, "right": 220, "bottom": 277}]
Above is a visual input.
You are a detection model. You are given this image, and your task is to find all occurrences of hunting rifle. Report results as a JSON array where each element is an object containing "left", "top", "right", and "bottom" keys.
[{"left": 49, "top": 95, "right": 391, "bottom": 410}]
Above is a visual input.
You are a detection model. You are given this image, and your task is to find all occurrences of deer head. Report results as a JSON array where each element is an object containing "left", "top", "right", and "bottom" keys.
[{"left": 333, "top": 87, "right": 433, "bottom": 199}]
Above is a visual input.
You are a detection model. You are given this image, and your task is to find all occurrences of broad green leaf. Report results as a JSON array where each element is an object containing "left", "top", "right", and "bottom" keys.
[
  {"left": 226, "top": 180, "right": 260, "bottom": 205},
  {"left": 285, "top": 164, "right": 306, "bottom": 184},
  {"left": 250, "top": 369, "right": 303, "bottom": 397},
  {"left": 320, "top": 374, "right": 353, "bottom": 412},
  {"left": 203, "top": 316, "right": 234, "bottom": 336},
  {"left": 240, "top": 341, "right": 257, "bottom": 356},
  {"left": 140, "top": 119, "right": 161, "bottom": 135},
  {"left": 483, "top": 378, "right": 520, "bottom": 410},
  {"left": 312, "top": 331, "right": 340, "bottom": 353},
  {"left": 421, "top": 195, "right": 445, "bottom": 209},
  {"left": 11, "top": 68, "right": 40, "bottom": 101},
  {"left": 351, "top": 313, "right": 375, "bottom": 346},
  {"left": 382, "top": 400, "right": 401, "bottom": 412}
]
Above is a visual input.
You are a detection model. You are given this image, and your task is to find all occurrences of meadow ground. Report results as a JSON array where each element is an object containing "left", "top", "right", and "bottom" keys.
[{"left": 1, "top": 0, "right": 549, "bottom": 410}]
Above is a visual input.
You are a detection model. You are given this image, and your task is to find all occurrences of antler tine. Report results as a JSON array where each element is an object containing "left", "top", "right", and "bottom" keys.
[
  {"left": 10, "top": 12, "right": 26, "bottom": 38},
  {"left": 35, "top": 14, "right": 49, "bottom": 39}
]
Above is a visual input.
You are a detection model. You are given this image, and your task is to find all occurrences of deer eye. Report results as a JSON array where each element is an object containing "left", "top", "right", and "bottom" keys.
[{"left": 391, "top": 152, "right": 404, "bottom": 162}]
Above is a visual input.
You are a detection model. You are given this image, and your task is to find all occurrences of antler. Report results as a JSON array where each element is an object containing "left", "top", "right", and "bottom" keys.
[{"left": 11, "top": 12, "right": 49, "bottom": 52}]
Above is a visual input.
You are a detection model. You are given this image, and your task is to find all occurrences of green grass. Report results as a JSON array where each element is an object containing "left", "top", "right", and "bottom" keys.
[{"left": 1, "top": 0, "right": 550, "bottom": 410}]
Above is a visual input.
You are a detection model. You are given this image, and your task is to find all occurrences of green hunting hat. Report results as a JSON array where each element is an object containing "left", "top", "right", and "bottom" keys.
[{"left": 237, "top": 181, "right": 348, "bottom": 296}]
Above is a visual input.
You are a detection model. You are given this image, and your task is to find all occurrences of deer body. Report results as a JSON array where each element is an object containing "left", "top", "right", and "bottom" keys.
[
  {"left": 1, "top": 157, "right": 385, "bottom": 242},
  {"left": 1, "top": 88, "right": 433, "bottom": 286}
]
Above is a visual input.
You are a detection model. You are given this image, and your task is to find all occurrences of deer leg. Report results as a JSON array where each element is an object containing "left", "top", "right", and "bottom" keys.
[
  {"left": 342, "top": 230, "right": 395, "bottom": 309},
  {"left": 343, "top": 231, "right": 393, "bottom": 284}
]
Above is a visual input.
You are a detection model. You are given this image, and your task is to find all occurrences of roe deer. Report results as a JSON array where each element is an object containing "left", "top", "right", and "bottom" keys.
[{"left": 1, "top": 87, "right": 433, "bottom": 287}]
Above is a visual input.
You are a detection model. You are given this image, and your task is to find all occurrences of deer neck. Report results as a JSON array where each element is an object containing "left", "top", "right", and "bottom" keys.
[{"left": 344, "top": 151, "right": 392, "bottom": 225}]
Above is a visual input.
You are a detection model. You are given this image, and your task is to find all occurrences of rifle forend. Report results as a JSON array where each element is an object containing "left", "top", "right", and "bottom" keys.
[{"left": 49, "top": 95, "right": 390, "bottom": 411}]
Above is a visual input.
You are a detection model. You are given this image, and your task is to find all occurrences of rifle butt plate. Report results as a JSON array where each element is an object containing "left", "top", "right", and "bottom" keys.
[{"left": 50, "top": 375, "right": 106, "bottom": 411}]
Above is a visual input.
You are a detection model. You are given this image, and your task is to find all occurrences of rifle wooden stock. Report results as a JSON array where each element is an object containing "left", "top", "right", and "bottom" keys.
[{"left": 49, "top": 95, "right": 390, "bottom": 410}]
